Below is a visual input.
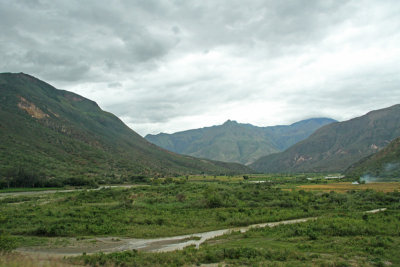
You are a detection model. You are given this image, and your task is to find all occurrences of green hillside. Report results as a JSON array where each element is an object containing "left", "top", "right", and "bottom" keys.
[
  {"left": 345, "top": 136, "right": 400, "bottom": 180},
  {"left": 250, "top": 104, "right": 400, "bottom": 173},
  {"left": 0, "top": 73, "right": 250, "bottom": 186},
  {"left": 146, "top": 118, "right": 335, "bottom": 165}
]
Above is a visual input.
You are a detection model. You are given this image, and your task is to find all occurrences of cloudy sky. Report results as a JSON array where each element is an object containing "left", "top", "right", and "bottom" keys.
[{"left": 1, "top": 0, "right": 400, "bottom": 136}]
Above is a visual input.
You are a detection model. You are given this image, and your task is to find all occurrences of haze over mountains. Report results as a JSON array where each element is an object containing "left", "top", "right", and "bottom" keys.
[
  {"left": 250, "top": 104, "right": 400, "bottom": 173},
  {"left": 0, "top": 73, "right": 250, "bottom": 183},
  {"left": 345, "top": 136, "right": 400, "bottom": 180},
  {"left": 146, "top": 118, "right": 336, "bottom": 165}
]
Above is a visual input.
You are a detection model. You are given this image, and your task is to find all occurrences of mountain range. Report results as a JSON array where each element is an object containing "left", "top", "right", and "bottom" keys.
[
  {"left": 145, "top": 118, "right": 336, "bottom": 165},
  {"left": 250, "top": 104, "right": 400, "bottom": 173},
  {"left": 2, "top": 72, "right": 399, "bottom": 183},
  {"left": 0, "top": 73, "right": 251, "bottom": 183}
]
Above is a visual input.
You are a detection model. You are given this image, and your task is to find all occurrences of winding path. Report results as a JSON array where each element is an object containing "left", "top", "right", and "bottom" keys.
[
  {"left": 0, "top": 185, "right": 143, "bottom": 199},
  {"left": 5, "top": 187, "right": 387, "bottom": 257},
  {"left": 17, "top": 217, "right": 316, "bottom": 257},
  {"left": 17, "top": 207, "right": 387, "bottom": 257}
]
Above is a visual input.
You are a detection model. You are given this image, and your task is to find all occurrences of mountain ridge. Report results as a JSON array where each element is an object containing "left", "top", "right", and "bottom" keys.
[
  {"left": 250, "top": 104, "right": 400, "bottom": 173},
  {"left": 345, "top": 136, "right": 400, "bottom": 179},
  {"left": 0, "top": 72, "right": 251, "bottom": 185},
  {"left": 145, "top": 118, "right": 336, "bottom": 164}
]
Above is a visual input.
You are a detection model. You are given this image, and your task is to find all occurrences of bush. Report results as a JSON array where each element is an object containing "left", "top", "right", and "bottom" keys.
[
  {"left": 63, "top": 177, "right": 97, "bottom": 187},
  {"left": 0, "top": 234, "right": 17, "bottom": 251},
  {"left": 205, "top": 194, "right": 223, "bottom": 208},
  {"left": 223, "top": 247, "right": 261, "bottom": 259}
]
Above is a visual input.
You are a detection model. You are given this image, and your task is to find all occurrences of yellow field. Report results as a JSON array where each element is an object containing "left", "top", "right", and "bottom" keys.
[{"left": 297, "top": 182, "right": 400, "bottom": 193}]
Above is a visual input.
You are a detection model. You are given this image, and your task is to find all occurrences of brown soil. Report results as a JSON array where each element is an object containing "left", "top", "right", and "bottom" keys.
[{"left": 17, "top": 96, "right": 49, "bottom": 119}]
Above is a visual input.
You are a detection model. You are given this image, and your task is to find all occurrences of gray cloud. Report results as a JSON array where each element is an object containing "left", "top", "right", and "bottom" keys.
[{"left": 1, "top": 0, "right": 400, "bottom": 135}]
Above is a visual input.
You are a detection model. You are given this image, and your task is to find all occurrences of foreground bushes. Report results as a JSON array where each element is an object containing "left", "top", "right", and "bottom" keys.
[
  {"left": 75, "top": 210, "right": 400, "bottom": 266},
  {"left": 77, "top": 246, "right": 305, "bottom": 267},
  {"left": 1, "top": 183, "right": 399, "bottom": 239}
]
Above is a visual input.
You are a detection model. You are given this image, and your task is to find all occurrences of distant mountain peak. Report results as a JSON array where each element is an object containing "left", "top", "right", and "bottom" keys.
[
  {"left": 290, "top": 117, "right": 337, "bottom": 126},
  {"left": 223, "top": 119, "right": 238, "bottom": 125},
  {"left": 146, "top": 117, "right": 335, "bottom": 165}
]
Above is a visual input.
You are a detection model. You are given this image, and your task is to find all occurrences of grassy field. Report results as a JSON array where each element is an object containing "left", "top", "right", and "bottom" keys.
[
  {"left": 1, "top": 177, "right": 399, "bottom": 266},
  {"left": 297, "top": 182, "right": 400, "bottom": 192},
  {"left": 0, "top": 182, "right": 325, "bottom": 238}
]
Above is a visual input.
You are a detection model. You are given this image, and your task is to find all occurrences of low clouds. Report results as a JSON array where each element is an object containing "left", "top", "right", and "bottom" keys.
[{"left": 1, "top": 0, "right": 400, "bottom": 135}]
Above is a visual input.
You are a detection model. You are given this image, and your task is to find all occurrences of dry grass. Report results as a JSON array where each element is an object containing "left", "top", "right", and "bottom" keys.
[
  {"left": 0, "top": 252, "right": 79, "bottom": 267},
  {"left": 297, "top": 182, "right": 400, "bottom": 193}
]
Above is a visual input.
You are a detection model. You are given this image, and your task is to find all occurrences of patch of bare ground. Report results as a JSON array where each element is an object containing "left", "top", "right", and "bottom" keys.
[
  {"left": 17, "top": 237, "right": 129, "bottom": 257},
  {"left": 17, "top": 96, "right": 49, "bottom": 119}
]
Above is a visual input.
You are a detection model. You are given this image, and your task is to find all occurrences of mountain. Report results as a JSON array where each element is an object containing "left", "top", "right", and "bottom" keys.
[
  {"left": 0, "top": 73, "right": 251, "bottom": 184},
  {"left": 145, "top": 118, "right": 336, "bottom": 165},
  {"left": 345, "top": 136, "right": 400, "bottom": 180},
  {"left": 250, "top": 104, "right": 400, "bottom": 173}
]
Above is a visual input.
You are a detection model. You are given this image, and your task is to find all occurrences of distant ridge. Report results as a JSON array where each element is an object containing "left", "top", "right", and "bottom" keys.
[
  {"left": 250, "top": 104, "right": 400, "bottom": 173},
  {"left": 145, "top": 118, "right": 336, "bottom": 164},
  {"left": 0, "top": 72, "right": 251, "bottom": 183},
  {"left": 345, "top": 136, "right": 400, "bottom": 179}
]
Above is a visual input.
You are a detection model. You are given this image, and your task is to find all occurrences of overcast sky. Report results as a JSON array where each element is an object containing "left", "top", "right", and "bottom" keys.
[{"left": 1, "top": 0, "right": 400, "bottom": 136}]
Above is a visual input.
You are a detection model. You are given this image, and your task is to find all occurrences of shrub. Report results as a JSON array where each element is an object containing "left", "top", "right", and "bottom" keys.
[{"left": 0, "top": 234, "right": 17, "bottom": 251}]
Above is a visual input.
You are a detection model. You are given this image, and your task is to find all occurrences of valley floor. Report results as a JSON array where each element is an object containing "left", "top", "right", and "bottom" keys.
[{"left": 1, "top": 175, "right": 399, "bottom": 266}]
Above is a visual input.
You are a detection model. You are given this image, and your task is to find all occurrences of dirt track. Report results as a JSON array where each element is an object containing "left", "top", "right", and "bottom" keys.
[
  {"left": 17, "top": 217, "right": 316, "bottom": 257},
  {"left": 12, "top": 190, "right": 385, "bottom": 259},
  {"left": 0, "top": 185, "right": 144, "bottom": 199}
]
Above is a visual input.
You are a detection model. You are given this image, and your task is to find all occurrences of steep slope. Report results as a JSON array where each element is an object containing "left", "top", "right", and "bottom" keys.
[
  {"left": 250, "top": 104, "right": 400, "bottom": 173},
  {"left": 146, "top": 118, "right": 335, "bottom": 164},
  {"left": 0, "top": 73, "right": 250, "bottom": 182},
  {"left": 345, "top": 136, "right": 400, "bottom": 179}
]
